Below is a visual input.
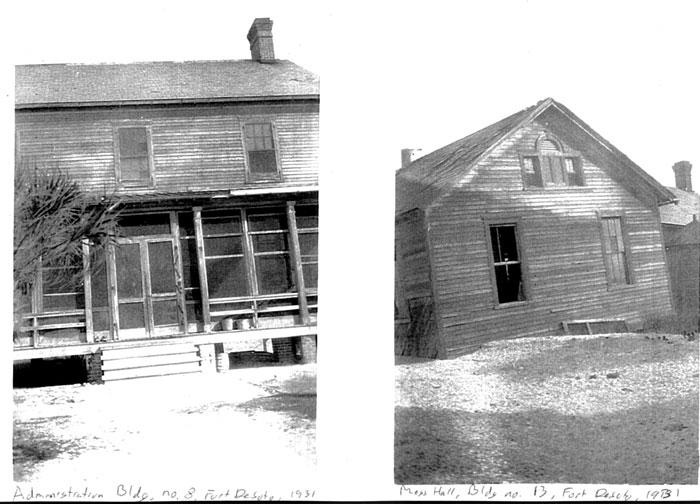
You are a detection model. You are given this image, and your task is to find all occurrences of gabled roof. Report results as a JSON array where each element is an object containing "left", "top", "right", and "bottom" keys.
[
  {"left": 660, "top": 186, "right": 700, "bottom": 226},
  {"left": 15, "top": 59, "right": 319, "bottom": 108},
  {"left": 396, "top": 97, "right": 676, "bottom": 214}
]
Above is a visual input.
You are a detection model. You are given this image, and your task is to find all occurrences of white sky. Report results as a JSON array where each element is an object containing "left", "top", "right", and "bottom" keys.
[{"left": 3, "top": 0, "right": 700, "bottom": 499}]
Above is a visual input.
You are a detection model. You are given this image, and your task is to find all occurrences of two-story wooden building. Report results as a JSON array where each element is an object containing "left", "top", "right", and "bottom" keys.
[
  {"left": 15, "top": 18, "right": 319, "bottom": 381},
  {"left": 395, "top": 98, "right": 676, "bottom": 359}
]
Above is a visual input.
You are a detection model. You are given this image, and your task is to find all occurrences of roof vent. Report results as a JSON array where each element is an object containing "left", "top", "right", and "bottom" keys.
[{"left": 247, "top": 18, "right": 275, "bottom": 63}]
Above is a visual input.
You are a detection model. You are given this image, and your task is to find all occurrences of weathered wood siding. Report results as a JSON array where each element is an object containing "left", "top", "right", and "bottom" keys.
[
  {"left": 16, "top": 102, "right": 319, "bottom": 194},
  {"left": 395, "top": 209, "right": 432, "bottom": 314},
  {"left": 427, "top": 121, "right": 673, "bottom": 357}
]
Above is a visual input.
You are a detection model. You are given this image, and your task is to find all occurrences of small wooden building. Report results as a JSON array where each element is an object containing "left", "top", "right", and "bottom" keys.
[
  {"left": 14, "top": 18, "right": 319, "bottom": 381},
  {"left": 660, "top": 161, "right": 700, "bottom": 325},
  {"left": 395, "top": 98, "right": 676, "bottom": 359}
]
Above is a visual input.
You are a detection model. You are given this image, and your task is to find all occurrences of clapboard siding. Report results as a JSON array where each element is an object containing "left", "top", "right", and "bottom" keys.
[
  {"left": 395, "top": 209, "right": 432, "bottom": 314},
  {"left": 425, "top": 121, "right": 673, "bottom": 357},
  {"left": 16, "top": 103, "right": 319, "bottom": 194}
]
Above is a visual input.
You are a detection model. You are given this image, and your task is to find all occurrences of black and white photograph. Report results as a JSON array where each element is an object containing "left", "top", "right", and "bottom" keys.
[
  {"left": 9, "top": 5, "right": 319, "bottom": 494},
  {"left": 3, "top": 0, "right": 700, "bottom": 501},
  {"left": 392, "top": 0, "right": 699, "bottom": 488}
]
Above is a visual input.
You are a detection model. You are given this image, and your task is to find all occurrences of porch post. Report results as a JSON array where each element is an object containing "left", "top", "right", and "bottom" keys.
[
  {"left": 286, "top": 201, "right": 309, "bottom": 325},
  {"left": 193, "top": 207, "right": 212, "bottom": 332},
  {"left": 82, "top": 240, "right": 94, "bottom": 343}
]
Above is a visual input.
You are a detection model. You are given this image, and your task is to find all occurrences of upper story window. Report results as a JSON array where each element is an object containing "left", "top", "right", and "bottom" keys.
[
  {"left": 115, "top": 126, "right": 153, "bottom": 185},
  {"left": 520, "top": 134, "right": 584, "bottom": 188},
  {"left": 244, "top": 122, "right": 280, "bottom": 179}
]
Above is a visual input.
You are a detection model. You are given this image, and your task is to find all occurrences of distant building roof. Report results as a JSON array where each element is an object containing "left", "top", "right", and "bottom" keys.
[
  {"left": 660, "top": 186, "right": 700, "bottom": 226},
  {"left": 16, "top": 59, "right": 319, "bottom": 108}
]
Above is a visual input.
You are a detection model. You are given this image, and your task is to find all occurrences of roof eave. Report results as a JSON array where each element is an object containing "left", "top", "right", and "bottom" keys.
[
  {"left": 15, "top": 93, "right": 320, "bottom": 110},
  {"left": 546, "top": 100, "right": 676, "bottom": 205}
]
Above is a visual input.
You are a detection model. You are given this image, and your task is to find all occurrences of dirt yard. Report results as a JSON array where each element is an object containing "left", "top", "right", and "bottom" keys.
[
  {"left": 13, "top": 364, "right": 316, "bottom": 491},
  {"left": 395, "top": 333, "right": 699, "bottom": 484}
]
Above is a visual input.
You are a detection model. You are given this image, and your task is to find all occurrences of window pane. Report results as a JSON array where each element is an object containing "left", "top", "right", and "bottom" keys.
[
  {"left": 119, "top": 214, "right": 171, "bottom": 237},
  {"left": 118, "top": 302, "right": 145, "bottom": 329},
  {"left": 42, "top": 267, "right": 81, "bottom": 294},
  {"left": 178, "top": 213, "right": 196, "bottom": 237},
  {"left": 248, "top": 210, "right": 286, "bottom": 231},
  {"left": 116, "top": 244, "right": 143, "bottom": 298},
  {"left": 148, "top": 241, "right": 176, "bottom": 295},
  {"left": 295, "top": 206, "right": 319, "bottom": 229},
  {"left": 90, "top": 252, "right": 109, "bottom": 308},
  {"left": 92, "top": 309, "right": 110, "bottom": 332},
  {"left": 248, "top": 151, "right": 277, "bottom": 174},
  {"left": 153, "top": 300, "right": 178, "bottom": 326},
  {"left": 119, "top": 127, "right": 148, "bottom": 157},
  {"left": 120, "top": 158, "right": 149, "bottom": 181},
  {"left": 255, "top": 255, "right": 294, "bottom": 295},
  {"left": 490, "top": 225, "right": 519, "bottom": 264},
  {"left": 303, "top": 263, "right": 318, "bottom": 290},
  {"left": 206, "top": 257, "right": 249, "bottom": 298},
  {"left": 43, "top": 293, "right": 84, "bottom": 311},
  {"left": 204, "top": 236, "right": 244, "bottom": 256},
  {"left": 180, "top": 238, "right": 200, "bottom": 289},
  {"left": 202, "top": 213, "right": 242, "bottom": 235},
  {"left": 495, "top": 264, "right": 524, "bottom": 303},
  {"left": 253, "top": 233, "right": 288, "bottom": 253},
  {"left": 299, "top": 232, "right": 318, "bottom": 257}
]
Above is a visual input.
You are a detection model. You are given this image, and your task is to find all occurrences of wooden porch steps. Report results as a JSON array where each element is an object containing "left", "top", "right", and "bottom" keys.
[{"left": 101, "top": 342, "right": 202, "bottom": 382}]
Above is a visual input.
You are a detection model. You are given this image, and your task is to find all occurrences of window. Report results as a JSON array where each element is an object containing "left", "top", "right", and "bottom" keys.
[
  {"left": 488, "top": 224, "right": 526, "bottom": 304},
  {"left": 116, "top": 126, "right": 152, "bottom": 184},
  {"left": 41, "top": 255, "right": 85, "bottom": 311},
  {"left": 295, "top": 205, "right": 318, "bottom": 291},
  {"left": 520, "top": 135, "right": 584, "bottom": 188},
  {"left": 247, "top": 208, "right": 294, "bottom": 295},
  {"left": 600, "top": 216, "right": 632, "bottom": 286},
  {"left": 244, "top": 122, "right": 279, "bottom": 177}
]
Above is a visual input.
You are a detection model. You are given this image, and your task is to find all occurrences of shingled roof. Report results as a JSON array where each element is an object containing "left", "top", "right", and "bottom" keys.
[
  {"left": 396, "top": 98, "right": 676, "bottom": 214},
  {"left": 15, "top": 59, "right": 319, "bottom": 108},
  {"left": 660, "top": 186, "right": 700, "bottom": 226}
]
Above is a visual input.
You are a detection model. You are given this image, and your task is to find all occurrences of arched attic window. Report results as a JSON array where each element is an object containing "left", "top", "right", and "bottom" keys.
[{"left": 520, "top": 134, "right": 584, "bottom": 188}]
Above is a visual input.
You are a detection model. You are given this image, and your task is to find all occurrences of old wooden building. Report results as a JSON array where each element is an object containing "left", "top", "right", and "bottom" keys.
[
  {"left": 660, "top": 161, "right": 700, "bottom": 325},
  {"left": 395, "top": 98, "right": 676, "bottom": 359},
  {"left": 14, "top": 18, "right": 319, "bottom": 381}
]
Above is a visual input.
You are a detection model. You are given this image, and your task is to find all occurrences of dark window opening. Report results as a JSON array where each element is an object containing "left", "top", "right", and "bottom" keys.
[
  {"left": 520, "top": 136, "right": 584, "bottom": 188},
  {"left": 489, "top": 224, "right": 525, "bottom": 304}
]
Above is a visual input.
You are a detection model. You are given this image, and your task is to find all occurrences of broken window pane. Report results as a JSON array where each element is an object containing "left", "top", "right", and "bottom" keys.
[{"left": 489, "top": 224, "right": 525, "bottom": 304}]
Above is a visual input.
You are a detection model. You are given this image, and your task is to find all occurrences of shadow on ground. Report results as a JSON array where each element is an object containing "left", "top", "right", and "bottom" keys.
[{"left": 395, "top": 395, "right": 698, "bottom": 484}]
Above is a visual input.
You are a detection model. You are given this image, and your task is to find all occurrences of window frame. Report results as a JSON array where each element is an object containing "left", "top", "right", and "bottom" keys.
[
  {"left": 597, "top": 211, "right": 635, "bottom": 288},
  {"left": 241, "top": 120, "right": 282, "bottom": 182},
  {"left": 519, "top": 134, "right": 586, "bottom": 189},
  {"left": 113, "top": 124, "right": 155, "bottom": 188},
  {"left": 483, "top": 217, "right": 529, "bottom": 307}
]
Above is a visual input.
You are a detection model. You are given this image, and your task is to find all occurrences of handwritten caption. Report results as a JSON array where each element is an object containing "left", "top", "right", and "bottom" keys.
[
  {"left": 13, "top": 484, "right": 316, "bottom": 502},
  {"left": 399, "top": 484, "right": 682, "bottom": 501}
]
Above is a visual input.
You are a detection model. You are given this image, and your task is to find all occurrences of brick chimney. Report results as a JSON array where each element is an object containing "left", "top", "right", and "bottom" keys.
[
  {"left": 673, "top": 160, "right": 693, "bottom": 192},
  {"left": 247, "top": 18, "right": 275, "bottom": 63},
  {"left": 401, "top": 148, "right": 423, "bottom": 168}
]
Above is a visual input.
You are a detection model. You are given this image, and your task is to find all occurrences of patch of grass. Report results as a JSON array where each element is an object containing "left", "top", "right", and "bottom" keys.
[{"left": 642, "top": 312, "right": 699, "bottom": 335}]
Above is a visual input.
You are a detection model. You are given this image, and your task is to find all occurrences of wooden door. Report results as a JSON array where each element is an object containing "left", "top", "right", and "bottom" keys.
[{"left": 114, "top": 238, "right": 182, "bottom": 339}]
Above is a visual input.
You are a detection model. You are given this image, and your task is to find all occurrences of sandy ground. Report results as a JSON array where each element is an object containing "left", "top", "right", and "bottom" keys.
[
  {"left": 395, "top": 333, "right": 699, "bottom": 484},
  {"left": 13, "top": 364, "right": 316, "bottom": 492}
]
